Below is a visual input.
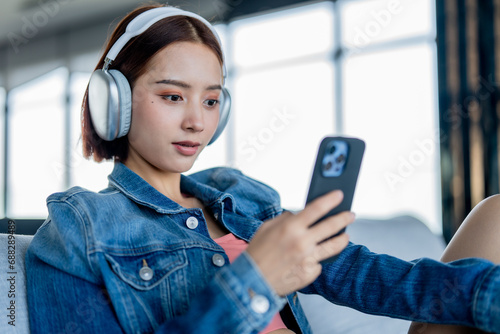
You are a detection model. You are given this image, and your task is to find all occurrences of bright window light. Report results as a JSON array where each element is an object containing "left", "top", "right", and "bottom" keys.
[
  {"left": 233, "top": 61, "right": 335, "bottom": 209},
  {"left": 8, "top": 68, "right": 68, "bottom": 218},
  {"left": 229, "top": 2, "right": 336, "bottom": 210},
  {"left": 343, "top": 44, "right": 441, "bottom": 233},
  {"left": 231, "top": 2, "right": 334, "bottom": 68},
  {"left": 341, "top": 0, "right": 435, "bottom": 49},
  {"left": 229, "top": 0, "right": 439, "bottom": 234}
]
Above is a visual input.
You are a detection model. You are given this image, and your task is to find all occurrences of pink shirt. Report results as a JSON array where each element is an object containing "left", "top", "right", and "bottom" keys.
[{"left": 213, "top": 233, "right": 288, "bottom": 333}]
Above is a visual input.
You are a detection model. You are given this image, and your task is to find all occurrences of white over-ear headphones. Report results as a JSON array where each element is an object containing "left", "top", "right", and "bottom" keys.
[{"left": 88, "top": 7, "right": 231, "bottom": 144}]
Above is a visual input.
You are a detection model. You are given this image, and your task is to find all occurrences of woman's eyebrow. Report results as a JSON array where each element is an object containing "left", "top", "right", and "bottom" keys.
[
  {"left": 155, "top": 79, "right": 222, "bottom": 91},
  {"left": 156, "top": 79, "right": 190, "bottom": 88}
]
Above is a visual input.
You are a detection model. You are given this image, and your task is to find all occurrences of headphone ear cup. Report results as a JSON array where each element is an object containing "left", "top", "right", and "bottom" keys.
[
  {"left": 88, "top": 69, "right": 132, "bottom": 141},
  {"left": 108, "top": 69, "right": 132, "bottom": 138},
  {"left": 208, "top": 87, "right": 231, "bottom": 145}
]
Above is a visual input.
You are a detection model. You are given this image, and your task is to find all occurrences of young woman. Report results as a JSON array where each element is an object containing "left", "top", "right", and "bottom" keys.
[{"left": 26, "top": 4, "right": 500, "bottom": 334}]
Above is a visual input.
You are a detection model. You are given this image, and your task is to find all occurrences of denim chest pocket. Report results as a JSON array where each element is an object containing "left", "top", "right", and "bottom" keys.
[{"left": 104, "top": 248, "right": 188, "bottom": 290}]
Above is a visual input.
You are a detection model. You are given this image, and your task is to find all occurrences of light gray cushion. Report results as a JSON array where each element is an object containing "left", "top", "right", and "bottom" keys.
[{"left": 298, "top": 215, "right": 446, "bottom": 334}]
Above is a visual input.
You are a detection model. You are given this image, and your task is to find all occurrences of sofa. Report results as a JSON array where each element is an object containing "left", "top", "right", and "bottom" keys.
[{"left": 0, "top": 215, "right": 446, "bottom": 333}]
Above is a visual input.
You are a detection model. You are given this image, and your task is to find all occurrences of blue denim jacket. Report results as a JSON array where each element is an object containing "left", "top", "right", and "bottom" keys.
[{"left": 26, "top": 162, "right": 500, "bottom": 333}]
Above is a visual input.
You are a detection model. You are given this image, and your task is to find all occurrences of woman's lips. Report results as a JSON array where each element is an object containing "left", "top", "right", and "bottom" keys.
[{"left": 172, "top": 141, "right": 200, "bottom": 156}]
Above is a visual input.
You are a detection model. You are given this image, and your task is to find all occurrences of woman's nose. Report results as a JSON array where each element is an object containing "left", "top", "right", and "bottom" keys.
[{"left": 182, "top": 103, "right": 204, "bottom": 132}]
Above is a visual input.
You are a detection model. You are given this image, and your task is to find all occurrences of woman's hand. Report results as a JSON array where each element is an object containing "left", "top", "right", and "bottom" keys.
[{"left": 246, "top": 190, "right": 354, "bottom": 296}]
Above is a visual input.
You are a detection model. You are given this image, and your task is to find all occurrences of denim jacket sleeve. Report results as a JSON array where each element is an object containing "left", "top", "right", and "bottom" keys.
[
  {"left": 26, "top": 194, "right": 286, "bottom": 334},
  {"left": 300, "top": 242, "right": 500, "bottom": 333}
]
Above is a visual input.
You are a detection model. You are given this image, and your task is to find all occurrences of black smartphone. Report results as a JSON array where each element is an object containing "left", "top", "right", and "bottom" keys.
[{"left": 306, "top": 136, "right": 365, "bottom": 263}]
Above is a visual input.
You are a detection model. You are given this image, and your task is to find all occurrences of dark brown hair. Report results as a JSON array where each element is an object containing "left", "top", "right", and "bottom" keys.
[{"left": 81, "top": 3, "right": 224, "bottom": 162}]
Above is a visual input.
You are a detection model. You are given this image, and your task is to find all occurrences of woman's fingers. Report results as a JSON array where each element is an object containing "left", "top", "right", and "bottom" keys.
[
  {"left": 309, "top": 211, "right": 355, "bottom": 244},
  {"left": 297, "top": 190, "right": 344, "bottom": 226},
  {"left": 303, "top": 211, "right": 354, "bottom": 263},
  {"left": 246, "top": 190, "right": 355, "bottom": 296},
  {"left": 313, "top": 232, "right": 350, "bottom": 262}
]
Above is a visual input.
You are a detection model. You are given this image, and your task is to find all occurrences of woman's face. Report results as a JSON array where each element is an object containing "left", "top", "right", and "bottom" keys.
[{"left": 126, "top": 41, "right": 223, "bottom": 174}]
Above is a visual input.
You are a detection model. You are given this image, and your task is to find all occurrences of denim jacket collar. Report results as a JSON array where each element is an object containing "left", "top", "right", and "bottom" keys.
[{"left": 107, "top": 162, "right": 235, "bottom": 215}]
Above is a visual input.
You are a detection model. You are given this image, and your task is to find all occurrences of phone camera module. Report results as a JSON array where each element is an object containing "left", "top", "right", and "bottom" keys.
[{"left": 321, "top": 140, "right": 349, "bottom": 178}]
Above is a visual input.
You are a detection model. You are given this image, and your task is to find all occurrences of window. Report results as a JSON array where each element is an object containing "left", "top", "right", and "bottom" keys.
[
  {"left": 341, "top": 0, "right": 434, "bottom": 47},
  {"left": 341, "top": 0, "right": 440, "bottom": 233},
  {"left": 231, "top": 4, "right": 334, "bottom": 68},
  {"left": 343, "top": 44, "right": 440, "bottom": 232},
  {"left": 229, "top": 2, "right": 336, "bottom": 210},
  {"left": 224, "top": 0, "right": 440, "bottom": 233},
  {"left": 8, "top": 68, "right": 67, "bottom": 218}
]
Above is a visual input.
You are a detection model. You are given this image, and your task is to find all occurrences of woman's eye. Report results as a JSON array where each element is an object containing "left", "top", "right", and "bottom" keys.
[
  {"left": 163, "top": 95, "right": 182, "bottom": 102},
  {"left": 204, "top": 99, "right": 219, "bottom": 107}
]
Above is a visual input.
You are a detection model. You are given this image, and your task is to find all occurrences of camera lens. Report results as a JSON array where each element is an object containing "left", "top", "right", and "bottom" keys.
[
  {"left": 323, "top": 161, "right": 333, "bottom": 171},
  {"left": 329, "top": 145, "right": 336, "bottom": 154},
  {"left": 336, "top": 154, "right": 345, "bottom": 163}
]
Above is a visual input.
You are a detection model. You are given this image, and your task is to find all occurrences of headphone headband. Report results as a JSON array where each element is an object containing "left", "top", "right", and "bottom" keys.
[{"left": 104, "top": 7, "right": 226, "bottom": 77}]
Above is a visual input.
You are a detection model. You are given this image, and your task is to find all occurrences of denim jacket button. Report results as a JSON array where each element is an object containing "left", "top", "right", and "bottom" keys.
[
  {"left": 139, "top": 266, "right": 154, "bottom": 281},
  {"left": 212, "top": 254, "right": 225, "bottom": 267},
  {"left": 213, "top": 212, "right": 219, "bottom": 220},
  {"left": 186, "top": 216, "right": 199, "bottom": 229},
  {"left": 250, "top": 295, "right": 270, "bottom": 314}
]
